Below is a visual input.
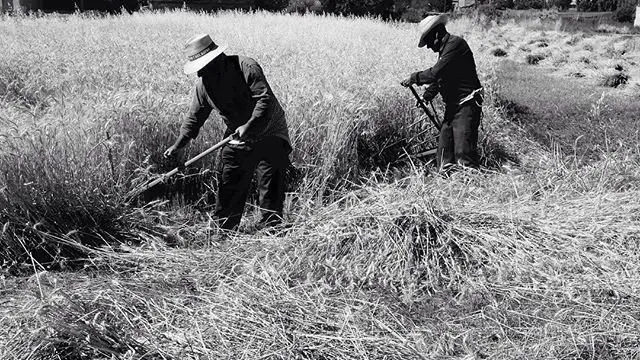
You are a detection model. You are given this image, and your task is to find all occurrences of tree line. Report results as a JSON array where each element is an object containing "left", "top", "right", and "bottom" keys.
[
  {"left": 261, "top": 0, "right": 637, "bottom": 22},
  {"left": 7, "top": 0, "right": 634, "bottom": 23}
]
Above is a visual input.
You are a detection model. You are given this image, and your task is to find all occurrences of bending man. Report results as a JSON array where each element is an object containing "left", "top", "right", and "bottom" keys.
[
  {"left": 165, "top": 34, "right": 291, "bottom": 232},
  {"left": 401, "top": 14, "right": 483, "bottom": 170}
]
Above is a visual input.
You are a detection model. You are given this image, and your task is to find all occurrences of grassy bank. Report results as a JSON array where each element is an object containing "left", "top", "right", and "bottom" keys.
[{"left": 1, "top": 9, "right": 640, "bottom": 359}]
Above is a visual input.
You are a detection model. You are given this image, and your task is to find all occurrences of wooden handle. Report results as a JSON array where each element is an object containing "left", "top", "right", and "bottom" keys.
[
  {"left": 409, "top": 85, "right": 441, "bottom": 131},
  {"left": 125, "top": 135, "right": 234, "bottom": 202}
]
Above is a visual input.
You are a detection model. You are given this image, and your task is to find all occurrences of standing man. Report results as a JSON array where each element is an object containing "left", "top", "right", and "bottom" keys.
[
  {"left": 401, "top": 14, "right": 483, "bottom": 170},
  {"left": 164, "top": 34, "right": 291, "bottom": 232}
]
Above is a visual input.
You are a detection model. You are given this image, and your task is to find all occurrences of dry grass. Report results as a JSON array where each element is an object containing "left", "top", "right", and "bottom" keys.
[
  {"left": 526, "top": 53, "right": 546, "bottom": 64},
  {"left": 4, "top": 152, "right": 640, "bottom": 358},
  {"left": 601, "top": 71, "right": 630, "bottom": 87},
  {"left": 0, "top": 10, "right": 432, "bottom": 267},
  {"left": 1, "top": 9, "right": 640, "bottom": 360},
  {"left": 491, "top": 47, "right": 508, "bottom": 57}
]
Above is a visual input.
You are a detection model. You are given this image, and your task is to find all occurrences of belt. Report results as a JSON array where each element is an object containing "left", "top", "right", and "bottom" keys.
[{"left": 459, "top": 87, "right": 484, "bottom": 106}]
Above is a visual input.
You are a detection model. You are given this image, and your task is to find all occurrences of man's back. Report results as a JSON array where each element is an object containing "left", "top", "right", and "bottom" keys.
[
  {"left": 182, "top": 55, "right": 289, "bottom": 146},
  {"left": 436, "top": 34, "right": 482, "bottom": 107}
]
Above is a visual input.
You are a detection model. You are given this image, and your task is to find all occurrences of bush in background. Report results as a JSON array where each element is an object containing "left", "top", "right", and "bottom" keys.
[
  {"left": 256, "top": 0, "right": 289, "bottom": 11},
  {"left": 576, "top": 0, "right": 618, "bottom": 12},
  {"left": 398, "top": 0, "right": 454, "bottom": 22},
  {"left": 494, "top": 0, "right": 516, "bottom": 9},
  {"left": 514, "top": 0, "right": 547, "bottom": 10},
  {"left": 549, "top": 0, "right": 571, "bottom": 10},
  {"left": 321, "top": 0, "right": 405, "bottom": 19},
  {"left": 425, "top": 0, "right": 454, "bottom": 12},
  {"left": 81, "top": 0, "right": 141, "bottom": 13},
  {"left": 615, "top": 4, "right": 637, "bottom": 22},
  {"left": 288, "top": 0, "right": 323, "bottom": 13}
]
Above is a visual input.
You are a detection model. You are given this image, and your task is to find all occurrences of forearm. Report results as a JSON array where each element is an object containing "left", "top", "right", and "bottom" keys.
[
  {"left": 172, "top": 133, "right": 191, "bottom": 149},
  {"left": 411, "top": 69, "right": 437, "bottom": 85},
  {"left": 244, "top": 116, "right": 257, "bottom": 129}
]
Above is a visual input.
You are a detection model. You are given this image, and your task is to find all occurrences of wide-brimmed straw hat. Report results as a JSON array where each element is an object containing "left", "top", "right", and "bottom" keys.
[
  {"left": 418, "top": 14, "right": 448, "bottom": 48},
  {"left": 183, "top": 34, "right": 227, "bottom": 75}
]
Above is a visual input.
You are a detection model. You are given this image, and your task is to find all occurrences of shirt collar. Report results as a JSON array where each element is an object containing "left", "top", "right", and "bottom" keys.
[{"left": 438, "top": 33, "right": 451, "bottom": 54}]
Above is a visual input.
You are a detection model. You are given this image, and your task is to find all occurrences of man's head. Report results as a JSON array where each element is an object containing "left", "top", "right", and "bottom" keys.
[
  {"left": 183, "top": 34, "right": 226, "bottom": 75},
  {"left": 418, "top": 14, "right": 448, "bottom": 52}
]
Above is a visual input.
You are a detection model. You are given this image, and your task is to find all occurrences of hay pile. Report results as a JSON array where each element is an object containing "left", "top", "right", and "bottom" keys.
[{"left": 3, "top": 151, "right": 640, "bottom": 358}]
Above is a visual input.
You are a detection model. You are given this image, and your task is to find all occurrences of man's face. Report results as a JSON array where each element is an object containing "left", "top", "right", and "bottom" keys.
[{"left": 425, "top": 31, "right": 438, "bottom": 52}]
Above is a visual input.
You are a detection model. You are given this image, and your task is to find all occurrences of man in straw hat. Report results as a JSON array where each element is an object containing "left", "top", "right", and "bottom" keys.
[
  {"left": 401, "top": 14, "right": 483, "bottom": 171},
  {"left": 164, "top": 34, "right": 291, "bottom": 233}
]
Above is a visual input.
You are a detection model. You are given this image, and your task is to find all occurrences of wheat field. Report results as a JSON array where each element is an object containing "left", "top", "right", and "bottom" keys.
[{"left": 1, "top": 9, "right": 640, "bottom": 359}]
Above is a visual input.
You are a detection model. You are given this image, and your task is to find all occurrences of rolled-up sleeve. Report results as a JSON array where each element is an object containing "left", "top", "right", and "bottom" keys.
[
  {"left": 243, "top": 61, "right": 271, "bottom": 125},
  {"left": 411, "top": 38, "right": 461, "bottom": 85},
  {"left": 180, "top": 79, "right": 212, "bottom": 139}
]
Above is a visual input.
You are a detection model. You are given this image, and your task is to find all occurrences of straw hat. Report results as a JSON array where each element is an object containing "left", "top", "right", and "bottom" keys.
[
  {"left": 418, "top": 14, "right": 448, "bottom": 48},
  {"left": 183, "top": 34, "right": 227, "bottom": 75}
]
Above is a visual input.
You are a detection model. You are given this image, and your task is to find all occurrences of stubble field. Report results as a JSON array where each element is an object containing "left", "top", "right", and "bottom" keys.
[{"left": 1, "top": 9, "right": 640, "bottom": 359}]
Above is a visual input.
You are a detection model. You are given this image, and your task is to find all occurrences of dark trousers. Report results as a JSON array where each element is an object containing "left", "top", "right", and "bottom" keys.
[
  {"left": 437, "top": 103, "right": 481, "bottom": 169},
  {"left": 215, "top": 136, "right": 289, "bottom": 231}
]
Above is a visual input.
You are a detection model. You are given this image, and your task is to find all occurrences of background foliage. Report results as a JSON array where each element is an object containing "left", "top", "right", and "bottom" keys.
[
  {"left": 275, "top": 0, "right": 637, "bottom": 23},
  {"left": 5, "top": 0, "right": 637, "bottom": 23}
]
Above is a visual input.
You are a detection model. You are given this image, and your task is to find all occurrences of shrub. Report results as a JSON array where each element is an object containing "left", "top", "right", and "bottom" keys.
[
  {"left": 82, "top": 0, "right": 140, "bottom": 13},
  {"left": 256, "top": 0, "right": 289, "bottom": 11},
  {"left": 426, "top": 0, "right": 454, "bottom": 12},
  {"left": 288, "top": 0, "right": 323, "bottom": 13},
  {"left": 576, "top": 0, "right": 617, "bottom": 12},
  {"left": 513, "top": 0, "right": 547, "bottom": 10},
  {"left": 321, "top": 0, "right": 405, "bottom": 19},
  {"left": 494, "top": 0, "right": 515, "bottom": 9},
  {"left": 526, "top": 53, "right": 546, "bottom": 64},
  {"left": 550, "top": 0, "right": 571, "bottom": 10},
  {"left": 492, "top": 48, "right": 508, "bottom": 57},
  {"left": 601, "top": 72, "right": 629, "bottom": 87},
  {"left": 576, "top": 0, "right": 596, "bottom": 11},
  {"left": 615, "top": 4, "right": 636, "bottom": 23}
]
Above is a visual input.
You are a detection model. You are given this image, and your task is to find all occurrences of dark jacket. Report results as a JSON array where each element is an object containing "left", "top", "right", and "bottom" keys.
[
  {"left": 180, "top": 55, "right": 290, "bottom": 147},
  {"left": 410, "top": 33, "right": 481, "bottom": 108}
]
